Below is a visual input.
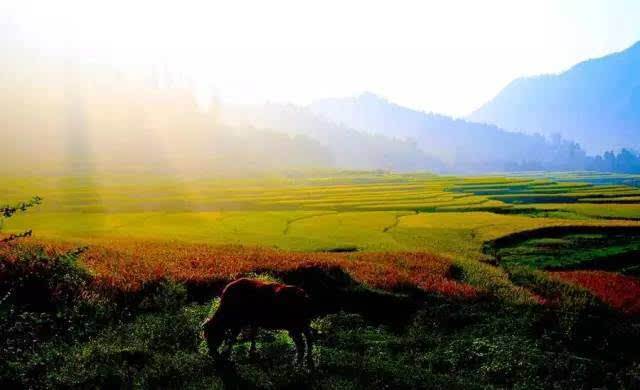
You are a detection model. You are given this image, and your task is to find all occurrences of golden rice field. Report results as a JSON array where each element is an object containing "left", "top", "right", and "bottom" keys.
[{"left": 2, "top": 171, "right": 640, "bottom": 309}]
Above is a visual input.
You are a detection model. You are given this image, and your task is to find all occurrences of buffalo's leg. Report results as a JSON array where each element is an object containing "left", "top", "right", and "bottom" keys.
[
  {"left": 221, "top": 326, "right": 241, "bottom": 360},
  {"left": 303, "top": 326, "right": 313, "bottom": 367},
  {"left": 249, "top": 326, "right": 258, "bottom": 357},
  {"left": 289, "top": 330, "right": 305, "bottom": 365},
  {"left": 205, "top": 333, "right": 221, "bottom": 358}
]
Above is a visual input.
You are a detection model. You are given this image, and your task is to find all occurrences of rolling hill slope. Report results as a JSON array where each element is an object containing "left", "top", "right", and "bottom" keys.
[
  {"left": 470, "top": 41, "right": 640, "bottom": 154},
  {"left": 310, "top": 92, "right": 589, "bottom": 172}
]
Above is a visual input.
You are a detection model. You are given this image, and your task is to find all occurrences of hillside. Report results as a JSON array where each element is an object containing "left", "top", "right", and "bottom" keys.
[
  {"left": 310, "top": 93, "right": 589, "bottom": 172},
  {"left": 0, "top": 51, "right": 445, "bottom": 175},
  {"left": 221, "top": 103, "right": 445, "bottom": 172},
  {"left": 470, "top": 41, "right": 640, "bottom": 154}
]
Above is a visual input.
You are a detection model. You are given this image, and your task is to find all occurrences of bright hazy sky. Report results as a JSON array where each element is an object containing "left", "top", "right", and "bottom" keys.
[{"left": 3, "top": 0, "right": 640, "bottom": 116}]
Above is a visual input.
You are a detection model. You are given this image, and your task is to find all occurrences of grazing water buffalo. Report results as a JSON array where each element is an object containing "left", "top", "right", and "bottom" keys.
[{"left": 201, "top": 278, "right": 314, "bottom": 365}]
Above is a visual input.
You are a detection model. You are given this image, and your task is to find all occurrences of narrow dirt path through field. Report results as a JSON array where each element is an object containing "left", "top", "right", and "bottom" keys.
[{"left": 282, "top": 211, "right": 340, "bottom": 235}]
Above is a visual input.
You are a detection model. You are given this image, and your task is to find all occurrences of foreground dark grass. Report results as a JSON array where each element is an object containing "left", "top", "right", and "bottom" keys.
[{"left": 2, "top": 244, "right": 640, "bottom": 389}]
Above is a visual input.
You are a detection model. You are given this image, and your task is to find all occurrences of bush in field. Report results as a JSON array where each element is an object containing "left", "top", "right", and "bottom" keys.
[
  {"left": 0, "top": 198, "right": 199, "bottom": 387},
  {"left": 0, "top": 246, "right": 90, "bottom": 311},
  {"left": 1, "top": 199, "right": 89, "bottom": 316},
  {"left": 45, "top": 305, "right": 213, "bottom": 388},
  {"left": 0, "top": 198, "right": 98, "bottom": 386},
  {"left": 0, "top": 247, "right": 95, "bottom": 386}
]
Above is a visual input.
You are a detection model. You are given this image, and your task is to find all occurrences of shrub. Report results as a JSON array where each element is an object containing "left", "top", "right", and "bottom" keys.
[
  {"left": 0, "top": 244, "right": 100, "bottom": 387},
  {"left": 48, "top": 306, "right": 213, "bottom": 388},
  {"left": 0, "top": 245, "right": 90, "bottom": 312}
]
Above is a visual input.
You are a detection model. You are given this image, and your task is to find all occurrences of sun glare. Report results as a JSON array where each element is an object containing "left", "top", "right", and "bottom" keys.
[{"left": 4, "top": 0, "right": 640, "bottom": 115}]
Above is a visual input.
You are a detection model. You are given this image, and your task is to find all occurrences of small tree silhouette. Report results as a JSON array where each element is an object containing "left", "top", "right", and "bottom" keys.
[{"left": 0, "top": 196, "right": 41, "bottom": 243}]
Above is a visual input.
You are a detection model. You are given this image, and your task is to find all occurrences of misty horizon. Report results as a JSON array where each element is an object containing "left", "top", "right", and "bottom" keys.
[
  {"left": 2, "top": 1, "right": 640, "bottom": 175},
  {"left": 3, "top": 0, "right": 640, "bottom": 117}
]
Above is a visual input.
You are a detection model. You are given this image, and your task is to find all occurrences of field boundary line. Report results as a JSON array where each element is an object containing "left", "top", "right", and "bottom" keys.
[
  {"left": 382, "top": 211, "right": 417, "bottom": 233},
  {"left": 282, "top": 211, "right": 340, "bottom": 235}
]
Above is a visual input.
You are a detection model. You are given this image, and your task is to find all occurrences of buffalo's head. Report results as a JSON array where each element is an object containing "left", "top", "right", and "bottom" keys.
[{"left": 201, "top": 316, "right": 226, "bottom": 357}]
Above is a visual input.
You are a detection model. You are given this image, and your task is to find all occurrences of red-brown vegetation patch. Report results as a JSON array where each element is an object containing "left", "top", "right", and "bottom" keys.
[
  {"left": 1, "top": 238, "right": 478, "bottom": 299},
  {"left": 553, "top": 270, "right": 640, "bottom": 315}
]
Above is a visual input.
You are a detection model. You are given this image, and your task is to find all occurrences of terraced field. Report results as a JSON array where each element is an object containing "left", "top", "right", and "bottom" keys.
[
  {"left": 3, "top": 171, "right": 640, "bottom": 388},
  {"left": 3, "top": 172, "right": 640, "bottom": 248},
  {"left": 3, "top": 172, "right": 640, "bottom": 301},
  {"left": 2, "top": 174, "right": 640, "bottom": 253}
]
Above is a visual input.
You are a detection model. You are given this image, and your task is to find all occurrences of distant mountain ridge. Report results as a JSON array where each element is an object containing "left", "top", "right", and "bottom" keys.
[
  {"left": 469, "top": 41, "right": 640, "bottom": 154},
  {"left": 309, "top": 92, "right": 589, "bottom": 172},
  {"left": 221, "top": 102, "right": 445, "bottom": 172},
  {"left": 4, "top": 23, "right": 640, "bottom": 175}
]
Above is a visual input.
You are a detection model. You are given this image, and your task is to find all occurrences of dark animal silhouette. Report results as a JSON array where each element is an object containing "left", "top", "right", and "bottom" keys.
[{"left": 201, "top": 278, "right": 313, "bottom": 365}]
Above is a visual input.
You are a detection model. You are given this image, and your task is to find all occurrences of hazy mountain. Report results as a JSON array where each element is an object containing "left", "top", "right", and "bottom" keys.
[
  {"left": 309, "top": 93, "right": 589, "bottom": 172},
  {"left": 4, "top": 22, "right": 640, "bottom": 175},
  {"left": 221, "top": 103, "right": 445, "bottom": 172},
  {"left": 0, "top": 50, "right": 444, "bottom": 175},
  {"left": 470, "top": 41, "right": 640, "bottom": 154}
]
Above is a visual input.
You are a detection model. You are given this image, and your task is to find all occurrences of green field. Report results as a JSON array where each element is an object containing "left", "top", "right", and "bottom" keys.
[
  {"left": 4, "top": 171, "right": 640, "bottom": 298},
  {"left": 4, "top": 171, "right": 640, "bottom": 305},
  {"left": 5, "top": 172, "right": 640, "bottom": 253},
  {"left": 3, "top": 171, "right": 640, "bottom": 282},
  {"left": 485, "top": 226, "right": 640, "bottom": 274},
  {"left": 3, "top": 171, "right": 640, "bottom": 388}
]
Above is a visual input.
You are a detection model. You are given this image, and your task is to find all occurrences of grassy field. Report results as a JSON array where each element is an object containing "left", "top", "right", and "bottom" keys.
[
  {"left": 2, "top": 171, "right": 640, "bottom": 388},
  {"left": 3, "top": 172, "right": 640, "bottom": 303},
  {"left": 5, "top": 172, "right": 640, "bottom": 249}
]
